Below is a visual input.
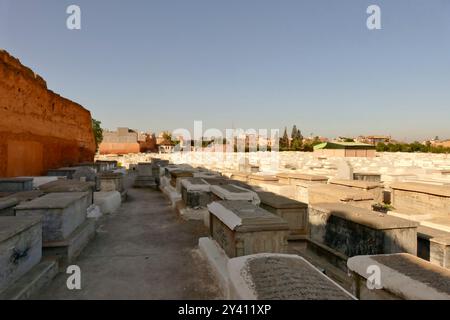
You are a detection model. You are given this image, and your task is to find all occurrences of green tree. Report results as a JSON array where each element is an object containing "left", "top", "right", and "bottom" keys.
[
  {"left": 279, "top": 127, "right": 290, "bottom": 151},
  {"left": 91, "top": 118, "right": 103, "bottom": 152},
  {"left": 289, "top": 125, "right": 303, "bottom": 151}
]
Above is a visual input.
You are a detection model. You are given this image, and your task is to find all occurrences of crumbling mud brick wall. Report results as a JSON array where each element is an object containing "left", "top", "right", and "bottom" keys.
[{"left": 0, "top": 50, "right": 96, "bottom": 177}]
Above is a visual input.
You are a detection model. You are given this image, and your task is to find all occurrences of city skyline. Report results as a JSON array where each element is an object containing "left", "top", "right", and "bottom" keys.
[{"left": 1, "top": 0, "right": 450, "bottom": 141}]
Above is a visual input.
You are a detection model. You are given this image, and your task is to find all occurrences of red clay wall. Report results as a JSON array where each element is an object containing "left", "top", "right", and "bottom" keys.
[
  {"left": 98, "top": 142, "right": 140, "bottom": 155},
  {"left": 0, "top": 50, "right": 96, "bottom": 177}
]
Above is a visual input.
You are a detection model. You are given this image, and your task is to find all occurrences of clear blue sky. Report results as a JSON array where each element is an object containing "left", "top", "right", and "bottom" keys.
[{"left": 1, "top": 0, "right": 450, "bottom": 141}]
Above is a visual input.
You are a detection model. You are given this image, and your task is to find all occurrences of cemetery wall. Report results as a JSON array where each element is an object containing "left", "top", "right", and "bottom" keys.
[{"left": 0, "top": 50, "right": 96, "bottom": 177}]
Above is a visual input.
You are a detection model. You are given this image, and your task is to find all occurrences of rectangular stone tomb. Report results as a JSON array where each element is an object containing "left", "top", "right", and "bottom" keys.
[
  {"left": 0, "top": 216, "right": 42, "bottom": 293},
  {"left": 308, "top": 184, "right": 376, "bottom": 210},
  {"left": 0, "top": 178, "right": 34, "bottom": 193},
  {"left": 202, "top": 177, "right": 231, "bottom": 186},
  {"left": 38, "top": 179, "right": 94, "bottom": 205},
  {"left": 353, "top": 172, "right": 381, "bottom": 182},
  {"left": 15, "top": 192, "right": 89, "bottom": 242},
  {"left": 258, "top": 191, "right": 308, "bottom": 239},
  {"left": 181, "top": 178, "right": 212, "bottom": 208},
  {"left": 390, "top": 182, "right": 450, "bottom": 216},
  {"left": 229, "top": 172, "right": 249, "bottom": 182},
  {"left": 137, "top": 162, "right": 153, "bottom": 176},
  {"left": 276, "top": 173, "right": 328, "bottom": 204},
  {"left": 95, "top": 160, "right": 118, "bottom": 172},
  {"left": 47, "top": 167, "right": 78, "bottom": 179},
  {"left": 151, "top": 159, "right": 169, "bottom": 167},
  {"left": 276, "top": 172, "right": 328, "bottom": 185},
  {"left": 247, "top": 174, "right": 279, "bottom": 187},
  {"left": 0, "top": 198, "right": 20, "bottom": 216},
  {"left": 257, "top": 182, "right": 297, "bottom": 200},
  {"left": 133, "top": 176, "right": 157, "bottom": 189},
  {"left": 347, "top": 253, "right": 450, "bottom": 300},
  {"left": 329, "top": 179, "right": 383, "bottom": 203},
  {"left": 98, "top": 172, "right": 124, "bottom": 192},
  {"left": 0, "top": 191, "right": 45, "bottom": 217},
  {"left": 207, "top": 200, "right": 290, "bottom": 258},
  {"left": 170, "top": 170, "right": 194, "bottom": 188},
  {"left": 164, "top": 165, "right": 180, "bottom": 178},
  {"left": 308, "top": 203, "right": 418, "bottom": 270},
  {"left": 228, "top": 253, "right": 355, "bottom": 300},
  {"left": 417, "top": 226, "right": 450, "bottom": 269},
  {"left": 210, "top": 184, "right": 260, "bottom": 205},
  {"left": 151, "top": 161, "right": 168, "bottom": 180}
]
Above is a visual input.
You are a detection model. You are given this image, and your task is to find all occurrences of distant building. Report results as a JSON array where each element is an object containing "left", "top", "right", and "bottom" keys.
[
  {"left": 313, "top": 141, "right": 376, "bottom": 157},
  {"left": 137, "top": 131, "right": 157, "bottom": 153},
  {"left": 99, "top": 127, "right": 140, "bottom": 155},
  {"left": 430, "top": 139, "right": 450, "bottom": 148},
  {"left": 357, "top": 135, "right": 391, "bottom": 145}
]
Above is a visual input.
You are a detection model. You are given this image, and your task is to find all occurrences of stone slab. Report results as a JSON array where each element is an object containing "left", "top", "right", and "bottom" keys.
[
  {"left": 417, "top": 226, "right": 450, "bottom": 269},
  {"left": 228, "top": 253, "right": 355, "bottom": 300},
  {"left": 258, "top": 192, "right": 309, "bottom": 238},
  {"left": 208, "top": 201, "right": 290, "bottom": 258},
  {"left": 390, "top": 182, "right": 450, "bottom": 216},
  {"left": 98, "top": 172, "right": 124, "bottom": 192},
  {"left": 0, "top": 178, "right": 33, "bottom": 192},
  {"left": 38, "top": 179, "right": 94, "bottom": 204},
  {"left": 277, "top": 172, "right": 328, "bottom": 184},
  {"left": 309, "top": 203, "right": 418, "bottom": 260},
  {"left": 47, "top": 167, "right": 78, "bottom": 179},
  {"left": 0, "top": 216, "right": 42, "bottom": 293},
  {"left": 347, "top": 253, "right": 450, "bottom": 300},
  {"left": 210, "top": 184, "right": 260, "bottom": 205},
  {"left": 391, "top": 182, "right": 450, "bottom": 198},
  {"left": 15, "top": 192, "right": 89, "bottom": 242},
  {"left": 257, "top": 191, "right": 307, "bottom": 210},
  {"left": 308, "top": 184, "right": 376, "bottom": 210},
  {"left": 137, "top": 162, "right": 153, "bottom": 176}
]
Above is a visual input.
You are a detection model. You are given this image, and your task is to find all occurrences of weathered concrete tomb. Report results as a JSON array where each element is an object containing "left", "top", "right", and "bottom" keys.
[
  {"left": 38, "top": 179, "right": 95, "bottom": 205},
  {"left": 0, "top": 216, "right": 58, "bottom": 299},
  {"left": 0, "top": 190, "right": 44, "bottom": 217},
  {"left": 133, "top": 162, "right": 158, "bottom": 189},
  {"left": 98, "top": 172, "right": 124, "bottom": 192},
  {"left": 0, "top": 217, "right": 42, "bottom": 293},
  {"left": 247, "top": 174, "right": 279, "bottom": 187},
  {"left": 210, "top": 184, "right": 260, "bottom": 205},
  {"left": 47, "top": 167, "right": 78, "bottom": 180},
  {"left": 353, "top": 172, "right": 381, "bottom": 182},
  {"left": 417, "top": 225, "right": 450, "bottom": 269},
  {"left": 276, "top": 173, "right": 328, "bottom": 204},
  {"left": 308, "top": 183, "right": 377, "bottom": 210},
  {"left": 170, "top": 170, "right": 194, "bottom": 188},
  {"left": 229, "top": 172, "right": 249, "bottom": 183},
  {"left": 0, "top": 50, "right": 96, "bottom": 177},
  {"left": 308, "top": 203, "right": 418, "bottom": 270},
  {"left": 181, "top": 178, "right": 212, "bottom": 208},
  {"left": 14, "top": 192, "right": 95, "bottom": 266},
  {"left": 0, "top": 178, "right": 33, "bottom": 193},
  {"left": 207, "top": 200, "right": 290, "bottom": 258},
  {"left": 329, "top": 179, "right": 383, "bottom": 203},
  {"left": 390, "top": 182, "right": 450, "bottom": 216},
  {"left": 347, "top": 253, "right": 450, "bottom": 300},
  {"left": 257, "top": 191, "right": 308, "bottom": 239},
  {"left": 228, "top": 254, "right": 355, "bottom": 300}
]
